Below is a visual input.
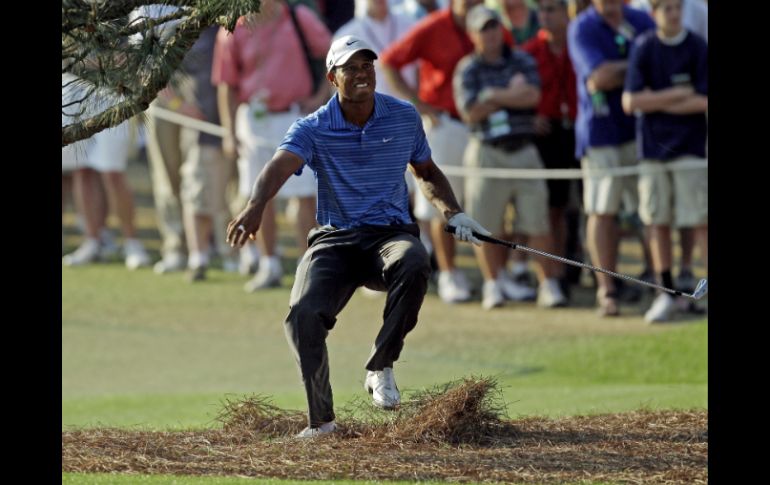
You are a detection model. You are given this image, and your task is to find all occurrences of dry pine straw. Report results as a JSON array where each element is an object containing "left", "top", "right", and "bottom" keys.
[{"left": 63, "top": 377, "right": 707, "bottom": 484}]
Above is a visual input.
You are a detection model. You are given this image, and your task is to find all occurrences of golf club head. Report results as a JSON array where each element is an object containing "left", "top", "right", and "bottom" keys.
[{"left": 691, "top": 278, "right": 708, "bottom": 300}]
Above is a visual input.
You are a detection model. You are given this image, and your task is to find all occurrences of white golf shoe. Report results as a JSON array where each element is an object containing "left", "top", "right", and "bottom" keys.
[
  {"left": 295, "top": 420, "right": 337, "bottom": 439},
  {"left": 537, "top": 278, "right": 568, "bottom": 308},
  {"left": 124, "top": 239, "right": 151, "bottom": 270},
  {"left": 645, "top": 293, "right": 676, "bottom": 323},
  {"left": 63, "top": 238, "right": 101, "bottom": 266},
  {"left": 364, "top": 367, "right": 400, "bottom": 409},
  {"left": 481, "top": 279, "right": 505, "bottom": 310},
  {"left": 497, "top": 271, "right": 537, "bottom": 301},
  {"left": 437, "top": 270, "right": 472, "bottom": 303}
]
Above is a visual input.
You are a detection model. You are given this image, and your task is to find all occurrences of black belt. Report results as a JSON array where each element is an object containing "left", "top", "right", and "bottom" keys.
[{"left": 483, "top": 136, "right": 531, "bottom": 153}]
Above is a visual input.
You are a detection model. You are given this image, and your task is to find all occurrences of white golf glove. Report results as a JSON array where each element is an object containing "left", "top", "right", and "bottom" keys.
[{"left": 447, "top": 212, "right": 491, "bottom": 246}]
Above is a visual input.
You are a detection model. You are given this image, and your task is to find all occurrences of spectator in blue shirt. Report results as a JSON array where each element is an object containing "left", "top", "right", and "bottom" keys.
[
  {"left": 622, "top": 0, "right": 707, "bottom": 322},
  {"left": 226, "top": 35, "right": 490, "bottom": 438},
  {"left": 567, "top": 0, "right": 654, "bottom": 316}
]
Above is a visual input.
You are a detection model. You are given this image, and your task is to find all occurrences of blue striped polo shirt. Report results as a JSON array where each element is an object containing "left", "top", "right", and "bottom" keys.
[{"left": 278, "top": 92, "right": 432, "bottom": 229}]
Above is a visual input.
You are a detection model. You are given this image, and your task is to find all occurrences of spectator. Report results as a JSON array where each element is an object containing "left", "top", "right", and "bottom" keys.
[
  {"left": 336, "top": 0, "right": 418, "bottom": 97},
  {"left": 381, "top": 0, "right": 523, "bottom": 304},
  {"left": 491, "top": 0, "right": 541, "bottom": 44},
  {"left": 522, "top": 0, "right": 580, "bottom": 299},
  {"left": 622, "top": 0, "right": 707, "bottom": 322},
  {"left": 567, "top": 0, "right": 654, "bottom": 316},
  {"left": 213, "top": 0, "right": 332, "bottom": 292},
  {"left": 454, "top": 5, "right": 566, "bottom": 309}
]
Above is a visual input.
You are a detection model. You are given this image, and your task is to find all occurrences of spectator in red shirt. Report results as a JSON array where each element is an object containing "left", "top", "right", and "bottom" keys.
[{"left": 523, "top": 0, "right": 579, "bottom": 297}]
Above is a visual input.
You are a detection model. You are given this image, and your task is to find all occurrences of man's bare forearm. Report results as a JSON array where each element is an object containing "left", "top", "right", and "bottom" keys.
[
  {"left": 622, "top": 86, "right": 694, "bottom": 114},
  {"left": 662, "top": 95, "right": 708, "bottom": 114},
  {"left": 490, "top": 85, "right": 540, "bottom": 109},
  {"left": 409, "top": 160, "right": 463, "bottom": 220},
  {"left": 217, "top": 84, "right": 238, "bottom": 137},
  {"left": 463, "top": 100, "right": 498, "bottom": 124},
  {"left": 248, "top": 152, "right": 305, "bottom": 209},
  {"left": 588, "top": 61, "right": 628, "bottom": 92}
]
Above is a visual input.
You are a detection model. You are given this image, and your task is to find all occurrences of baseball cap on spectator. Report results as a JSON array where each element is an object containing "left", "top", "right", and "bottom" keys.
[{"left": 466, "top": 5, "right": 502, "bottom": 32}]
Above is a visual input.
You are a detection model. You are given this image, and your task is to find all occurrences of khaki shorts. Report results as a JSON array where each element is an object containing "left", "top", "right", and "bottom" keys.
[
  {"left": 582, "top": 141, "right": 638, "bottom": 215},
  {"left": 413, "top": 114, "right": 468, "bottom": 221},
  {"left": 180, "top": 143, "right": 233, "bottom": 216},
  {"left": 463, "top": 138, "right": 550, "bottom": 236},
  {"left": 638, "top": 157, "right": 708, "bottom": 227}
]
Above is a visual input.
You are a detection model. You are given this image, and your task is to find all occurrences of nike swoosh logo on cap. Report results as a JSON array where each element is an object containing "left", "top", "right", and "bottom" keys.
[{"left": 346, "top": 40, "right": 357, "bottom": 45}]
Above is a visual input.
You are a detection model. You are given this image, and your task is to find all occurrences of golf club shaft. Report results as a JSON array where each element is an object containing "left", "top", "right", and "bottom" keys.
[{"left": 445, "top": 225, "right": 699, "bottom": 299}]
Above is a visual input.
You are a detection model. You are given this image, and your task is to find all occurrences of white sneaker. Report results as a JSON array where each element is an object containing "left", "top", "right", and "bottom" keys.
[
  {"left": 644, "top": 293, "right": 676, "bottom": 323},
  {"left": 497, "top": 272, "right": 537, "bottom": 301},
  {"left": 437, "top": 270, "right": 471, "bottom": 303},
  {"left": 482, "top": 279, "right": 505, "bottom": 310},
  {"left": 63, "top": 238, "right": 101, "bottom": 266},
  {"left": 537, "top": 278, "right": 568, "bottom": 308},
  {"left": 364, "top": 367, "right": 400, "bottom": 409},
  {"left": 296, "top": 420, "right": 337, "bottom": 439},
  {"left": 124, "top": 239, "right": 151, "bottom": 270},
  {"left": 153, "top": 251, "right": 186, "bottom": 274},
  {"left": 243, "top": 256, "right": 283, "bottom": 292},
  {"left": 239, "top": 245, "right": 261, "bottom": 275}
]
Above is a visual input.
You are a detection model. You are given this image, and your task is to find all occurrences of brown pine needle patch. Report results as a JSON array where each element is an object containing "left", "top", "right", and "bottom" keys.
[{"left": 63, "top": 377, "right": 707, "bottom": 484}]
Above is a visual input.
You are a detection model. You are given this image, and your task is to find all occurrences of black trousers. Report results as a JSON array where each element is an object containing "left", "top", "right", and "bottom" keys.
[{"left": 283, "top": 224, "right": 431, "bottom": 426}]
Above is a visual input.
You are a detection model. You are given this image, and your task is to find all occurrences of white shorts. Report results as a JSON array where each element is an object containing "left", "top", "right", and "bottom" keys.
[
  {"left": 235, "top": 104, "right": 316, "bottom": 199},
  {"left": 413, "top": 114, "right": 468, "bottom": 221},
  {"left": 61, "top": 121, "right": 133, "bottom": 173}
]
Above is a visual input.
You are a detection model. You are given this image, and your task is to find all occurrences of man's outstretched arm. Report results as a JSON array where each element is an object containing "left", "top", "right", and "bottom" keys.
[{"left": 226, "top": 150, "right": 305, "bottom": 247}]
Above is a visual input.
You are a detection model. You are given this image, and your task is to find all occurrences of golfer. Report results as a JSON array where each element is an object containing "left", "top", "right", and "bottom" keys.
[{"left": 226, "top": 35, "right": 490, "bottom": 438}]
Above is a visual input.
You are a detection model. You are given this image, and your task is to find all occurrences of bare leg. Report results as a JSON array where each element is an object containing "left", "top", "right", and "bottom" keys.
[
  {"left": 184, "top": 209, "right": 213, "bottom": 261},
  {"left": 679, "top": 227, "right": 695, "bottom": 271},
  {"left": 586, "top": 214, "right": 620, "bottom": 294},
  {"left": 526, "top": 234, "right": 558, "bottom": 282},
  {"left": 549, "top": 207, "right": 567, "bottom": 278},
  {"left": 100, "top": 171, "right": 138, "bottom": 239},
  {"left": 73, "top": 168, "right": 104, "bottom": 239},
  {"left": 430, "top": 218, "right": 456, "bottom": 271},
  {"left": 473, "top": 238, "right": 501, "bottom": 281},
  {"left": 648, "top": 225, "right": 673, "bottom": 273},
  {"left": 695, "top": 225, "right": 707, "bottom": 273}
]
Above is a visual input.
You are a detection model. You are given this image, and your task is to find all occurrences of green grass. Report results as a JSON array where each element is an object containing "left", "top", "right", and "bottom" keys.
[
  {"left": 61, "top": 473, "right": 620, "bottom": 485},
  {"left": 63, "top": 262, "right": 707, "bottom": 430}
]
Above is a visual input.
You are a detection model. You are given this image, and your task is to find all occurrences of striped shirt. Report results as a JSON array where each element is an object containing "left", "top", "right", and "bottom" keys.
[
  {"left": 279, "top": 92, "right": 432, "bottom": 229},
  {"left": 453, "top": 45, "right": 540, "bottom": 143}
]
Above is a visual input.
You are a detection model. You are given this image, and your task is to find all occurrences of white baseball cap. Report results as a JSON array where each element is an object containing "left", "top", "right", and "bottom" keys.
[
  {"left": 326, "top": 35, "right": 378, "bottom": 73},
  {"left": 466, "top": 5, "right": 502, "bottom": 33}
]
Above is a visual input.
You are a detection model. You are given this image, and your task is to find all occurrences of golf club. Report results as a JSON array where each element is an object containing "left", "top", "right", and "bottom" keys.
[{"left": 445, "top": 225, "right": 708, "bottom": 300}]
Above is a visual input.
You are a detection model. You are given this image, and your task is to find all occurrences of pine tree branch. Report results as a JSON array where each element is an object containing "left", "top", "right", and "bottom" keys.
[{"left": 62, "top": 0, "right": 262, "bottom": 146}]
